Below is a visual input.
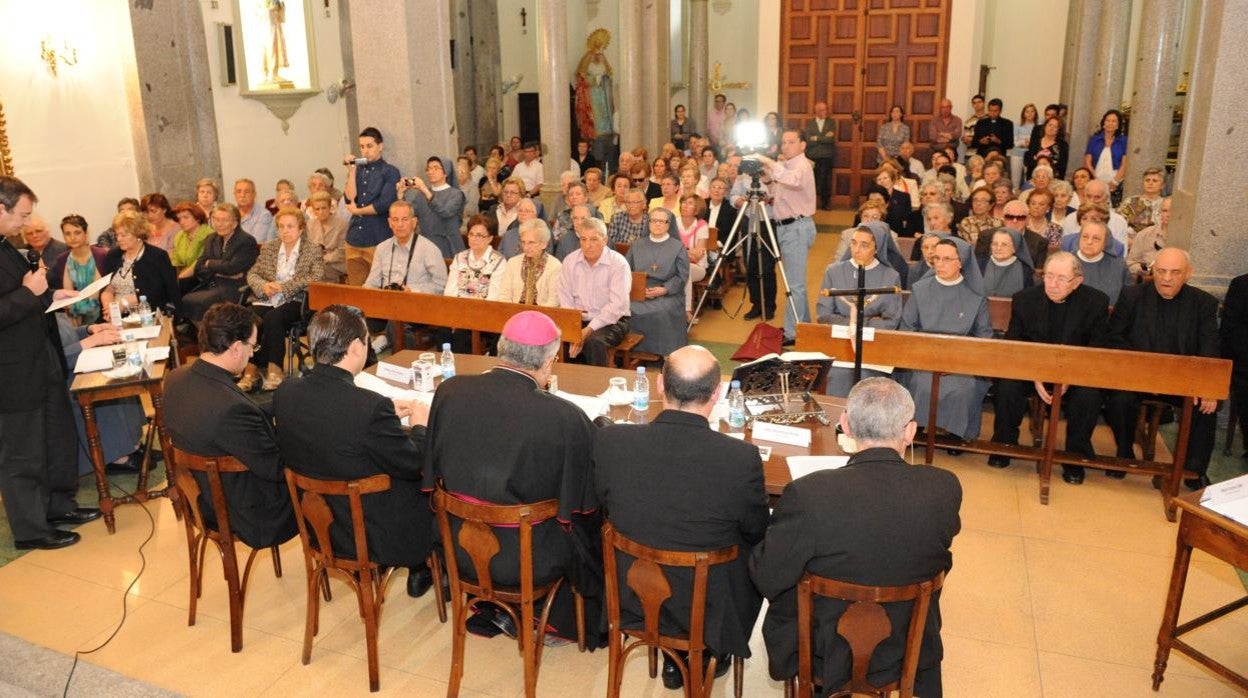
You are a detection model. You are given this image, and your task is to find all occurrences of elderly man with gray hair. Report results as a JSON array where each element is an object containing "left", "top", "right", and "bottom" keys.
[
  {"left": 557, "top": 216, "right": 631, "bottom": 366},
  {"left": 751, "top": 377, "right": 962, "bottom": 696}
]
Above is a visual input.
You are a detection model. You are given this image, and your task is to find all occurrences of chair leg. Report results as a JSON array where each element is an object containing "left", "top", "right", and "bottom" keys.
[
  {"left": 361, "top": 580, "right": 382, "bottom": 692},
  {"left": 321, "top": 573, "right": 333, "bottom": 602},
  {"left": 428, "top": 551, "right": 447, "bottom": 623},
  {"left": 522, "top": 598, "right": 538, "bottom": 698},
  {"left": 301, "top": 567, "right": 320, "bottom": 665},
  {"left": 185, "top": 531, "right": 202, "bottom": 627},
  {"left": 222, "top": 548, "right": 244, "bottom": 653},
  {"left": 784, "top": 676, "right": 795, "bottom": 698},
  {"left": 271, "top": 545, "right": 283, "bottom": 578},
  {"left": 448, "top": 589, "right": 468, "bottom": 697},
  {"left": 574, "top": 590, "right": 586, "bottom": 652},
  {"left": 606, "top": 631, "right": 623, "bottom": 698},
  {"left": 649, "top": 646, "right": 658, "bottom": 678},
  {"left": 733, "top": 655, "right": 744, "bottom": 698}
]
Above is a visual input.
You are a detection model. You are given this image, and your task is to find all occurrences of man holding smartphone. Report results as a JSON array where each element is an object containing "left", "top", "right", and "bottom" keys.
[{"left": 343, "top": 126, "right": 401, "bottom": 286}]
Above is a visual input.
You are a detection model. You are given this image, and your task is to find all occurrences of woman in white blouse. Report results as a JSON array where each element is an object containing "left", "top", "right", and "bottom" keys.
[{"left": 675, "top": 193, "right": 710, "bottom": 321}]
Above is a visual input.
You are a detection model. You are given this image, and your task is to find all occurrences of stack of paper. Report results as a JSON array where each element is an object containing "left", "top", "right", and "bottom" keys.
[
  {"left": 786, "top": 455, "right": 850, "bottom": 480},
  {"left": 1200, "top": 473, "right": 1248, "bottom": 526},
  {"left": 554, "top": 390, "right": 608, "bottom": 419}
]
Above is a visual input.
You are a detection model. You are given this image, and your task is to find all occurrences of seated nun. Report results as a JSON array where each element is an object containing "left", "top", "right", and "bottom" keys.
[
  {"left": 979, "top": 227, "right": 1035, "bottom": 298},
  {"left": 624, "top": 207, "right": 690, "bottom": 358}
]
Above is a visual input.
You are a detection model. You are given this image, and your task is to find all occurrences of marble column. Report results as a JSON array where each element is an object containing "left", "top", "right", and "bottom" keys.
[
  {"left": 617, "top": 1, "right": 645, "bottom": 157},
  {"left": 1123, "top": 0, "right": 1183, "bottom": 194},
  {"left": 1064, "top": 0, "right": 1102, "bottom": 165},
  {"left": 1087, "top": 1, "right": 1132, "bottom": 127},
  {"left": 536, "top": 0, "right": 570, "bottom": 208},
  {"left": 337, "top": 0, "right": 360, "bottom": 142},
  {"left": 640, "top": 0, "right": 661, "bottom": 154},
  {"left": 449, "top": 0, "right": 502, "bottom": 153},
  {"left": 126, "top": 1, "right": 221, "bottom": 197},
  {"left": 1058, "top": 0, "right": 1084, "bottom": 115},
  {"left": 688, "top": 0, "right": 710, "bottom": 139},
  {"left": 653, "top": 0, "right": 672, "bottom": 153},
  {"left": 1167, "top": 0, "right": 1248, "bottom": 293},
  {"left": 348, "top": 0, "right": 457, "bottom": 177}
]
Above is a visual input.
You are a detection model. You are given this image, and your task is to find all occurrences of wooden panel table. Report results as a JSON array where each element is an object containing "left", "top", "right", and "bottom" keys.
[
  {"left": 1152, "top": 490, "right": 1248, "bottom": 692},
  {"left": 69, "top": 319, "right": 179, "bottom": 534},
  {"left": 384, "top": 351, "right": 849, "bottom": 498}
]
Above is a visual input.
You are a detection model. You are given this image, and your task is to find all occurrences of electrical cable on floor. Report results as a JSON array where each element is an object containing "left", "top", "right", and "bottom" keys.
[{"left": 61, "top": 474, "right": 157, "bottom": 698}]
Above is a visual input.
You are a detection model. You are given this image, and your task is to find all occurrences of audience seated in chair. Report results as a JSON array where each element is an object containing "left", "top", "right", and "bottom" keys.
[{"left": 557, "top": 217, "right": 632, "bottom": 366}]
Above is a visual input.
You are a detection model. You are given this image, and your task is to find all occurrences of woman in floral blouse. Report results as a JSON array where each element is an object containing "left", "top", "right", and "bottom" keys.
[{"left": 444, "top": 214, "right": 506, "bottom": 352}]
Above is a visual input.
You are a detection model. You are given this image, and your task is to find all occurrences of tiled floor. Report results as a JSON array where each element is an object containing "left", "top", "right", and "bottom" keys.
[{"left": 4, "top": 210, "right": 1246, "bottom": 697}]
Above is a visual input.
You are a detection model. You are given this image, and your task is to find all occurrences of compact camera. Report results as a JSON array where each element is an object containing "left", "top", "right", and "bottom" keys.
[
  {"left": 402, "top": 177, "right": 419, "bottom": 187},
  {"left": 383, "top": 283, "right": 405, "bottom": 291},
  {"left": 344, "top": 156, "right": 368, "bottom": 166}
]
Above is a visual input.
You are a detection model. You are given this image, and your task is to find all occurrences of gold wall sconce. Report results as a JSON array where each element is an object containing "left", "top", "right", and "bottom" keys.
[{"left": 40, "top": 38, "right": 78, "bottom": 77}]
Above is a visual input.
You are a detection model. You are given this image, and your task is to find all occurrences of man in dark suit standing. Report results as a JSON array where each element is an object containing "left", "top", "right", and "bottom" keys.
[
  {"left": 1222, "top": 272, "right": 1248, "bottom": 457},
  {"left": 273, "top": 304, "right": 437, "bottom": 597},
  {"left": 0, "top": 176, "right": 98, "bottom": 550},
  {"left": 594, "top": 345, "right": 769, "bottom": 690},
  {"left": 163, "top": 302, "right": 296, "bottom": 549},
  {"left": 751, "top": 377, "right": 961, "bottom": 697},
  {"left": 805, "top": 101, "right": 837, "bottom": 210},
  {"left": 971, "top": 98, "right": 1013, "bottom": 158},
  {"left": 988, "top": 251, "right": 1111, "bottom": 484}
]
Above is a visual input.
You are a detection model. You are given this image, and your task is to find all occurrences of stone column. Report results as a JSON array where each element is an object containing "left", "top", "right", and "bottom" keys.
[
  {"left": 1087, "top": 1, "right": 1132, "bottom": 125},
  {"left": 653, "top": 0, "right": 672, "bottom": 153},
  {"left": 349, "top": 0, "right": 457, "bottom": 177},
  {"left": 1064, "top": 0, "right": 1102, "bottom": 168},
  {"left": 1167, "top": 0, "right": 1248, "bottom": 293},
  {"left": 617, "top": 1, "right": 645, "bottom": 158},
  {"left": 127, "top": 1, "right": 221, "bottom": 197},
  {"left": 1058, "top": 0, "right": 1084, "bottom": 114},
  {"left": 1123, "top": 0, "right": 1183, "bottom": 194},
  {"left": 449, "top": 0, "right": 502, "bottom": 154},
  {"left": 536, "top": 0, "right": 570, "bottom": 208},
  {"left": 337, "top": 0, "right": 360, "bottom": 142},
  {"left": 688, "top": 0, "right": 710, "bottom": 138},
  {"left": 640, "top": 0, "right": 661, "bottom": 154}
]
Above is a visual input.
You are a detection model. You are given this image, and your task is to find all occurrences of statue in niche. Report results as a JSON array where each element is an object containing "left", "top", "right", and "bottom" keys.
[
  {"left": 262, "top": 0, "right": 293, "bottom": 88},
  {"left": 575, "top": 28, "right": 615, "bottom": 139}
]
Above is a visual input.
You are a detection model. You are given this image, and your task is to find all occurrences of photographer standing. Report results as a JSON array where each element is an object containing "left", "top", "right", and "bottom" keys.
[
  {"left": 756, "top": 130, "right": 817, "bottom": 344},
  {"left": 343, "top": 127, "right": 401, "bottom": 286}
]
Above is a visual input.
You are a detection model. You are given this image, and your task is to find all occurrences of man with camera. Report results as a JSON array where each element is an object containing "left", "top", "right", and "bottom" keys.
[
  {"left": 363, "top": 200, "right": 447, "bottom": 295},
  {"left": 343, "top": 126, "right": 401, "bottom": 286},
  {"left": 753, "top": 130, "right": 817, "bottom": 344}
]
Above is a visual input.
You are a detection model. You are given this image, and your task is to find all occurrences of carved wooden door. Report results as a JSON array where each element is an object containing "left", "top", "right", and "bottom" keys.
[{"left": 781, "top": 0, "right": 951, "bottom": 208}]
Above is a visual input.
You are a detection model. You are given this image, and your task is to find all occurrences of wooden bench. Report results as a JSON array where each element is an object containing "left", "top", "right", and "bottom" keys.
[
  {"left": 606, "top": 271, "right": 654, "bottom": 368},
  {"left": 794, "top": 323, "right": 1232, "bottom": 520},
  {"left": 306, "top": 283, "right": 584, "bottom": 358}
]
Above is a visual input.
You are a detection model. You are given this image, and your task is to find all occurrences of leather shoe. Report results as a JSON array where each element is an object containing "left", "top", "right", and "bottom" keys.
[
  {"left": 47, "top": 508, "right": 101, "bottom": 526},
  {"left": 406, "top": 566, "right": 433, "bottom": 598},
  {"left": 1185, "top": 474, "right": 1212, "bottom": 492},
  {"left": 491, "top": 608, "right": 519, "bottom": 639},
  {"left": 987, "top": 454, "right": 1011, "bottom": 468},
  {"left": 743, "top": 307, "right": 763, "bottom": 320},
  {"left": 1104, "top": 469, "right": 1127, "bottom": 479},
  {"left": 661, "top": 655, "right": 684, "bottom": 690},
  {"left": 15, "top": 530, "right": 81, "bottom": 550},
  {"left": 1061, "top": 466, "right": 1085, "bottom": 485}
]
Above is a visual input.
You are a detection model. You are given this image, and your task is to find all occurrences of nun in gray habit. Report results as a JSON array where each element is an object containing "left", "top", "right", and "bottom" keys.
[
  {"left": 404, "top": 155, "right": 467, "bottom": 258},
  {"left": 817, "top": 221, "right": 904, "bottom": 397},
  {"left": 900, "top": 237, "right": 994, "bottom": 442},
  {"left": 624, "top": 208, "right": 690, "bottom": 356},
  {"left": 978, "top": 226, "right": 1035, "bottom": 298}
]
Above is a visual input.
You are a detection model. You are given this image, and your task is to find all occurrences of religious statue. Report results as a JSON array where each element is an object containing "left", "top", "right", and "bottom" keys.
[
  {"left": 575, "top": 28, "right": 615, "bottom": 140},
  {"left": 262, "top": 0, "right": 292, "bottom": 87}
]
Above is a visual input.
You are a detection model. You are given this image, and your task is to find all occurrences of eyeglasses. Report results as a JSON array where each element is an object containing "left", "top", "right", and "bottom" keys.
[
  {"left": 1003, "top": 214, "right": 1027, "bottom": 221},
  {"left": 631, "top": 178, "right": 646, "bottom": 183},
  {"left": 1042, "top": 273, "right": 1077, "bottom": 284},
  {"left": 242, "top": 340, "right": 259, "bottom": 355},
  {"left": 467, "top": 231, "right": 492, "bottom": 238},
  {"left": 649, "top": 218, "right": 669, "bottom": 225}
]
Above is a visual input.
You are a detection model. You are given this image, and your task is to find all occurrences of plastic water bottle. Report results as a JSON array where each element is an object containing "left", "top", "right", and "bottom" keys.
[
  {"left": 124, "top": 332, "right": 142, "bottom": 370},
  {"left": 109, "top": 301, "right": 123, "bottom": 330},
  {"left": 439, "top": 343, "right": 456, "bottom": 379},
  {"left": 138, "top": 295, "right": 155, "bottom": 327},
  {"left": 632, "top": 366, "right": 649, "bottom": 411},
  {"left": 728, "top": 380, "right": 747, "bottom": 429}
]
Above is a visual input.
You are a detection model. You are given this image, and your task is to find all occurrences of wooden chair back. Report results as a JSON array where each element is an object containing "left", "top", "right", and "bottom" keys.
[
  {"left": 433, "top": 484, "right": 577, "bottom": 698},
  {"left": 795, "top": 571, "right": 945, "bottom": 698},
  {"left": 707, "top": 226, "right": 720, "bottom": 251},
  {"left": 615, "top": 242, "right": 632, "bottom": 256},
  {"left": 987, "top": 296, "right": 1012, "bottom": 336},
  {"left": 168, "top": 445, "right": 281, "bottom": 653},
  {"left": 601, "top": 522, "right": 741, "bottom": 698},
  {"left": 894, "top": 236, "right": 916, "bottom": 261},
  {"left": 284, "top": 470, "right": 396, "bottom": 692},
  {"left": 629, "top": 271, "right": 648, "bottom": 302}
]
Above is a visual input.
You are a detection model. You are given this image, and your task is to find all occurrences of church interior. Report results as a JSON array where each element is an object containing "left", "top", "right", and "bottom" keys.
[{"left": 1, "top": 0, "right": 1247, "bottom": 696}]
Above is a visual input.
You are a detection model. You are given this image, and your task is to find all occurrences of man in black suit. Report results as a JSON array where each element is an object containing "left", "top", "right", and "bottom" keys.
[
  {"left": 273, "top": 304, "right": 437, "bottom": 597},
  {"left": 751, "top": 377, "right": 961, "bottom": 697},
  {"left": 595, "top": 345, "right": 768, "bottom": 690},
  {"left": 805, "top": 101, "right": 837, "bottom": 210},
  {"left": 163, "top": 302, "right": 296, "bottom": 549},
  {"left": 182, "top": 202, "right": 260, "bottom": 321},
  {"left": 1104, "top": 248, "right": 1222, "bottom": 491},
  {"left": 971, "top": 98, "right": 1013, "bottom": 158},
  {"left": 0, "top": 176, "right": 99, "bottom": 550},
  {"left": 988, "top": 251, "right": 1111, "bottom": 484},
  {"left": 1222, "top": 272, "right": 1248, "bottom": 457}
]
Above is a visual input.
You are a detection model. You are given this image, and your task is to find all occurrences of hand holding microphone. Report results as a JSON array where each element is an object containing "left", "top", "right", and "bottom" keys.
[{"left": 22, "top": 250, "right": 48, "bottom": 296}]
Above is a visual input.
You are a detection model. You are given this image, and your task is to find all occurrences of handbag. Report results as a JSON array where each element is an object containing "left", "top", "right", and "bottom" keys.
[{"left": 730, "top": 322, "right": 785, "bottom": 362}]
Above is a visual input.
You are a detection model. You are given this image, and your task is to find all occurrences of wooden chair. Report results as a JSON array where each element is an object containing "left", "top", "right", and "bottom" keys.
[
  {"left": 433, "top": 484, "right": 585, "bottom": 698},
  {"left": 987, "top": 296, "right": 1012, "bottom": 338},
  {"left": 787, "top": 571, "right": 944, "bottom": 698},
  {"left": 894, "top": 235, "right": 916, "bottom": 261},
  {"left": 607, "top": 271, "right": 655, "bottom": 368},
  {"left": 168, "top": 446, "right": 282, "bottom": 653},
  {"left": 602, "top": 523, "right": 743, "bottom": 698},
  {"left": 691, "top": 226, "right": 723, "bottom": 310},
  {"left": 285, "top": 470, "right": 446, "bottom": 692},
  {"left": 614, "top": 242, "right": 632, "bottom": 256}
]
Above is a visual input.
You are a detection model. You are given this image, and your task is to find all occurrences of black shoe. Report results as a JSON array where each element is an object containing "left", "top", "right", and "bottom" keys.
[
  {"left": 1104, "top": 469, "right": 1126, "bottom": 479},
  {"left": 47, "top": 508, "right": 101, "bottom": 526},
  {"left": 662, "top": 655, "right": 683, "bottom": 690},
  {"left": 763, "top": 310, "right": 777, "bottom": 321},
  {"left": 1061, "top": 466, "right": 1085, "bottom": 485},
  {"left": 465, "top": 607, "right": 504, "bottom": 638},
  {"left": 743, "top": 307, "right": 763, "bottom": 320},
  {"left": 945, "top": 448, "right": 964, "bottom": 456},
  {"left": 106, "top": 458, "right": 142, "bottom": 474},
  {"left": 782, "top": 336, "right": 796, "bottom": 347},
  {"left": 491, "top": 608, "right": 518, "bottom": 639},
  {"left": 710, "top": 653, "right": 732, "bottom": 680},
  {"left": 987, "top": 454, "right": 1011, "bottom": 468},
  {"left": 1185, "top": 474, "right": 1212, "bottom": 492},
  {"left": 406, "top": 566, "right": 433, "bottom": 598},
  {"left": 15, "top": 530, "right": 81, "bottom": 550}
]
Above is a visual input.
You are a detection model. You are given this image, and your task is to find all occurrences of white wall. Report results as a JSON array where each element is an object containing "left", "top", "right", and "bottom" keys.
[
  {"left": 498, "top": 0, "right": 545, "bottom": 142},
  {"left": 200, "top": 1, "right": 351, "bottom": 203},
  {"left": 0, "top": 0, "right": 141, "bottom": 240}
]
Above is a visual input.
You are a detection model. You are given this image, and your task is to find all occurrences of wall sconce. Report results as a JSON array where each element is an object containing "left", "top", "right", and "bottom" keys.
[{"left": 40, "top": 38, "right": 78, "bottom": 77}]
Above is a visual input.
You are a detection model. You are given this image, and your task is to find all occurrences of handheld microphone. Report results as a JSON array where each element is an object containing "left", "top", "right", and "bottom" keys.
[{"left": 25, "top": 249, "right": 41, "bottom": 272}]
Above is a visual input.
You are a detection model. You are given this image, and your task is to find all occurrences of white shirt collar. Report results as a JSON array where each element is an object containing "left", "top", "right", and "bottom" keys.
[
  {"left": 990, "top": 255, "right": 1017, "bottom": 267},
  {"left": 1076, "top": 250, "right": 1104, "bottom": 263},
  {"left": 851, "top": 258, "right": 880, "bottom": 271},
  {"left": 935, "top": 274, "right": 964, "bottom": 286}
]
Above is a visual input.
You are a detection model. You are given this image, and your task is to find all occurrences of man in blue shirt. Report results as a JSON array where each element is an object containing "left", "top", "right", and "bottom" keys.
[{"left": 343, "top": 126, "right": 401, "bottom": 285}]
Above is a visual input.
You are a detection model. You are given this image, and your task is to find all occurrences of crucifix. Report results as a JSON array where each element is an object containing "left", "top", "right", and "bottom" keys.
[{"left": 709, "top": 62, "right": 750, "bottom": 93}]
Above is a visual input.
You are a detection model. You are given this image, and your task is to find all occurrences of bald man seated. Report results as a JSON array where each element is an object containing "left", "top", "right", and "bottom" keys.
[{"left": 1103, "top": 248, "right": 1221, "bottom": 489}]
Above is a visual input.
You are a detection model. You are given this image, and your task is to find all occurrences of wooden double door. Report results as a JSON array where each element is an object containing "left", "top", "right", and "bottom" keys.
[{"left": 780, "top": 0, "right": 952, "bottom": 208}]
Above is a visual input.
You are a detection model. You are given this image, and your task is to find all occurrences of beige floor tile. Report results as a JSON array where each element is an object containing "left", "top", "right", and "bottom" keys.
[
  {"left": 79, "top": 597, "right": 302, "bottom": 697},
  {"left": 258, "top": 647, "right": 499, "bottom": 698},
  {"left": 1037, "top": 650, "right": 1243, "bottom": 697},
  {"left": 941, "top": 634, "right": 1043, "bottom": 697},
  {"left": 943, "top": 528, "right": 1036, "bottom": 648},
  {"left": 932, "top": 453, "right": 1028, "bottom": 537},
  {"left": 0, "top": 558, "right": 153, "bottom": 654}
]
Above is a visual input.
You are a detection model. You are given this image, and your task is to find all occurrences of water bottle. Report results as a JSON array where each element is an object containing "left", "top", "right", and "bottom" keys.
[
  {"left": 632, "top": 366, "right": 649, "bottom": 411},
  {"left": 109, "top": 301, "right": 123, "bottom": 330},
  {"left": 728, "top": 380, "right": 747, "bottom": 429},
  {"left": 439, "top": 343, "right": 456, "bottom": 379},
  {"left": 138, "top": 295, "right": 155, "bottom": 327},
  {"left": 124, "top": 332, "right": 142, "bottom": 370}
]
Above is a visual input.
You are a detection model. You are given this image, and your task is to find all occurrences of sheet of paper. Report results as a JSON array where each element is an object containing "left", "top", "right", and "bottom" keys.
[
  {"left": 355, "top": 370, "right": 431, "bottom": 403},
  {"left": 1201, "top": 472, "right": 1248, "bottom": 526},
  {"left": 751, "top": 420, "right": 812, "bottom": 447},
  {"left": 745, "top": 401, "right": 781, "bottom": 416},
  {"left": 46, "top": 274, "right": 113, "bottom": 313},
  {"left": 554, "top": 390, "right": 607, "bottom": 420},
  {"left": 375, "top": 361, "right": 414, "bottom": 386},
  {"left": 143, "top": 346, "right": 170, "bottom": 363},
  {"left": 830, "top": 360, "right": 894, "bottom": 374},
  {"left": 125, "top": 325, "right": 162, "bottom": 340},
  {"left": 832, "top": 324, "right": 875, "bottom": 342},
  {"left": 787, "top": 455, "right": 850, "bottom": 480},
  {"left": 74, "top": 341, "right": 147, "bottom": 374}
]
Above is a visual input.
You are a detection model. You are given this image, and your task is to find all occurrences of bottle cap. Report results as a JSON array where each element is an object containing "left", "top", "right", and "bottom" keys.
[
  {"left": 442, "top": 343, "right": 451, "bottom": 350},
  {"left": 636, "top": 366, "right": 645, "bottom": 374},
  {"left": 731, "top": 380, "right": 741, "bottom": 388}
]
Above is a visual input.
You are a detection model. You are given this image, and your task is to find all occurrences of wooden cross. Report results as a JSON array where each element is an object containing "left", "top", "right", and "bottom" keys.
[{"left": 709, "top": 62, "right": 750, "bottom": 93}]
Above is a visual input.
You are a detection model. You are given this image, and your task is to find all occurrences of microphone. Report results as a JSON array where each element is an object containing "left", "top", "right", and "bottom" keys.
[
  {"left": 25, "top": 249, "right": 41, "bottom": 272},
  {"left": 819, "top": 285, "right": 901, "bottom": 297}
]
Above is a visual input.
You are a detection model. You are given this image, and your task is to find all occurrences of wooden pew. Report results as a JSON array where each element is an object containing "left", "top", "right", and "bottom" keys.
[
  {"left": 306, "top": 283, "right": 584, "bottom": 358},
  {"left": 794, "top": 323, "right": 1232, "bottom": 520},
  {"left": 606, "top": 271, "right": 654, "bottom": 368}
]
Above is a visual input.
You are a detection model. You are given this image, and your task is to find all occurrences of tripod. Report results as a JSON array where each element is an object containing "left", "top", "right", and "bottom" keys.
[{"left": 689, "top": 172, "right": 801, "bottom": 332}]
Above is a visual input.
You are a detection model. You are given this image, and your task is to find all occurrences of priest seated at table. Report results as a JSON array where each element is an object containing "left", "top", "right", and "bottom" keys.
[{"left": 556, "top": 217, "right": 632, "bottom": 366}]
